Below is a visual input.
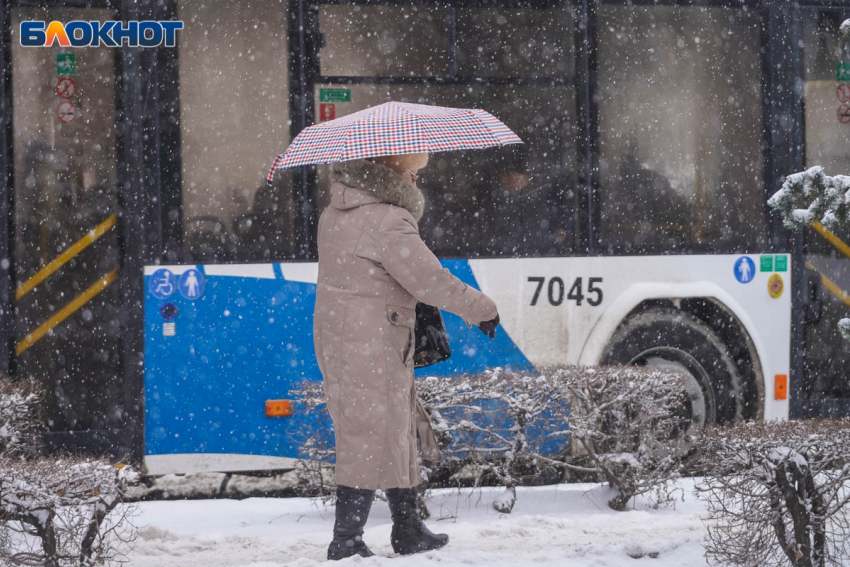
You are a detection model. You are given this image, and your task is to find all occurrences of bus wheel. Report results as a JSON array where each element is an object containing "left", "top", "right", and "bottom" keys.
[{"left": 600, "top": 308, "right": 743, "bottom": 425}]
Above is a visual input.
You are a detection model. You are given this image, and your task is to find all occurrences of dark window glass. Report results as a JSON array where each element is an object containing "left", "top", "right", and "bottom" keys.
[
  {"left": 319, "top": 5, "right": 448, "bottom": 77},
  {"left": 311, "top": 79, "right": 577, "bottom": 259},
  {"left": 313, "top": 6, "right": 577, "bottom": 259},
  {"left": 179, "top": 0, "right": 295, "bottom": 263},
  {"left": 455, "top": 8, "right": 573, "bottom": 77},
  {"left": 597, "top": 6, "right": 764, "bottom": 254},
  {"left": 11, "top": 7, "right": 122, "bottom": 433},
  {"left": 800, "top": 10, "right": 850, "bottom": 402}
]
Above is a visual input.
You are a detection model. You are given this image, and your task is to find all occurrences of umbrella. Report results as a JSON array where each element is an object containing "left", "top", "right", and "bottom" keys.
[{"left": 266, "top": 101, "right": 522, "bottom": 184}]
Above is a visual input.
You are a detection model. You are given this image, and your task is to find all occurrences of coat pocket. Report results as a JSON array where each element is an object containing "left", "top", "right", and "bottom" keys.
[
  {"left": 319, "top": 329, "right": 348, "bottom": 420},
  {"left": 415, "top": 398, "right": 441, "bottom": 463},
  {"left": 387, "top": 304, "right": 415, "bottom": 367}
]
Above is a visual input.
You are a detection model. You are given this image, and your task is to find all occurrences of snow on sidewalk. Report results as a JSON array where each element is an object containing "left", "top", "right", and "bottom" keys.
[{"left": 127, "top": 480, "right": 709, "bottom": 566}]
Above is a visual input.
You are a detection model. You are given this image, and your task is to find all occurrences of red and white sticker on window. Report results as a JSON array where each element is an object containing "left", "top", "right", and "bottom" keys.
[
  {"left": 319, "top": 103, "right": 335, "bottom": 122},
  {"left": 56, "top": 101, "right": 77, "bottom": 123},
  {"left": 55, "top": 77, "right": 76, "bottom": 99}
]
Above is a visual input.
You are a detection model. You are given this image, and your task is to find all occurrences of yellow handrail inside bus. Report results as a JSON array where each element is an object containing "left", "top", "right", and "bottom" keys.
[
  {"left": 16, "top": 269, "right": 118, "bottom": 355},
  {"left": 810, "top": 221, "right": 850, "bottom": 260},
  {"left": 806, "top": 262, "right": 850, "bottom": 308},
  {"left": 16, "top": 214, "right": 117, "bottom": 300}
]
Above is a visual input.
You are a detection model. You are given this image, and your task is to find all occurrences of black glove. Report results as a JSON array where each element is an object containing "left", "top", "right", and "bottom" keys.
[{"left": 478, "top": 314, "right": 500, "bottom": 339}]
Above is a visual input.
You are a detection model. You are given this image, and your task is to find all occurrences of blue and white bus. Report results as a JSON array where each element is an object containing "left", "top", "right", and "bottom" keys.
[{"left": 1, "top": 0, "right": 848, "bottom": 473}]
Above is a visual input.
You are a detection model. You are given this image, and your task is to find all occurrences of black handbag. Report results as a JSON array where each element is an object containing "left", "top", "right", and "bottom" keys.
[{"left": 413, "top": 302, "right": 452, "bottom": 368}]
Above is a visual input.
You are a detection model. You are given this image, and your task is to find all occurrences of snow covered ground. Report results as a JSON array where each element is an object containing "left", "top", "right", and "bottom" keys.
[{"left": 127, "top": 479, "right": 709, "bottom": 566}]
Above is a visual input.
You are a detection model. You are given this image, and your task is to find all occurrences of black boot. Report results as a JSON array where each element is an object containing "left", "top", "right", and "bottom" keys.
[
  {"left": 327, "top": 485, "right": 375, "bottom": 560},
  {"left": 386, "top": 487, "right": 449, "bottom": 555}
]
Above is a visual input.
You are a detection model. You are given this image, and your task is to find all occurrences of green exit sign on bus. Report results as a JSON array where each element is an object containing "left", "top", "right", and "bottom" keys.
[{"left": 320, "top": 88, "right": 350, "bottom": 102}]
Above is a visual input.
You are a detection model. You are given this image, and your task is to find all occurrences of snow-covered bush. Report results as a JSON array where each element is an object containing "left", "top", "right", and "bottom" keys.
[
  {"left": 0, "top": 374, "right": 140, "bottom": 566},
  {"left": 694, "top": 419, "right": 850, "bottom": 567},
  {"left": 416, "top": 368, "right": 570, "bottom": 513},
  {"left": 294, "top": 365, "right": 692, "bottom": 514},
  {"left": 552, "top": 365, "right": 690, "bottom": 511},
  {"left": 0, "top": 377, "right": 42, "bottom": 458},
  {"left": 768, "top": 167, "right": 850, "bottom": 340},
  {"left": 288, "top": 381, "right": 336, "bottom": 500},
  {"left": 0, "top": 457, "right": 139, "bottom": 567}
]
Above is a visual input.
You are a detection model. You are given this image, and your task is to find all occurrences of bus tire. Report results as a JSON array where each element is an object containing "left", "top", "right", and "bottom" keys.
[{"left": 600, "top": 307, "right": 743, "bottom": 425}]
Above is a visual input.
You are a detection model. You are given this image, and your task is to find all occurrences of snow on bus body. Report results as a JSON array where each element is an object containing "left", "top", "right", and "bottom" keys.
[{"left": 142, "top": 254, "right": 791, "bottom": 475}]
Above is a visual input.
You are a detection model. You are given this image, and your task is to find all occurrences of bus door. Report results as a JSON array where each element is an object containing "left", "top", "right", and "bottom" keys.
[
  {"left": 308, "top": 1, "right": 582, "bottom": 260},
  {"left": 799, "top": 8, "right": 850, "bottom": 417},
  {"left": 10, "top": 6, "right": 125, "bottom": 453}
]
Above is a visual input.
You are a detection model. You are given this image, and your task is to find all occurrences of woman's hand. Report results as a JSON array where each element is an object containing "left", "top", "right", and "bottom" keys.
[{"left": 478, "top": 314, "right": 500, "bottom": 339}]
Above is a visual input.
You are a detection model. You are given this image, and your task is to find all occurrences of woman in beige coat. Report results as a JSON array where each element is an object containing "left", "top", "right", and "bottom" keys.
[{"left": 314, "top": 153, "right": 500, "bottom": 560}]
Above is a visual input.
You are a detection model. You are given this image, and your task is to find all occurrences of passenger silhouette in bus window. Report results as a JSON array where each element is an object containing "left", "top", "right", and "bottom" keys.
[
  {"left": 478, "top": 146, "right": 574, "bottom": 258},
  {"left": 417, "top": 154, "right": 485, "bottom": 258},
  {"left": 610, "top": 133, "right": 693, "bottom": 250},
  {"left": 231, "top": 175, "right": 296, "bottom": 261}
]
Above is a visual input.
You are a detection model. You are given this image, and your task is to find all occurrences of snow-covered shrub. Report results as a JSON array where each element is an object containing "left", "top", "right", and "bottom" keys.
[
  {"left": 768, "top": 167, "right": 850, "bottom": 340},
  {"left": 292, "top": 371, "right": 570, "bottom": 513},
  {"left": 293, "top": 365, "right": 691, "bottom": 514},
  {"left": 694, "top": 419, "right": 850, "bottom": 567},
  {"left": 288, "top": 381, "right": 336, "bottom": 500},
  {"left": 552, "top": 365, "right": 691, "bottom": 511},
  {"left": 0, "top": 376, "right": 42, "bottom": 458},
  {"left": 0, "top": 373, "right": 140, "bottom": 566},
  {"left": 0, "top": 456, "right": 139, "bottom": 567},
  {"left": 416, "top": 368, "right": 570, "bottom": 513}
]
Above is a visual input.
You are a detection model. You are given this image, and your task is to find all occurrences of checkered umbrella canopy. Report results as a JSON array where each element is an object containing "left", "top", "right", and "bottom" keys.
[{"left": 266, "top": 101, "right": 523, "bottom": 184}]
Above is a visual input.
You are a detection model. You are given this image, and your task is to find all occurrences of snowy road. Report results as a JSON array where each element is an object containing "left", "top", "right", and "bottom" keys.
[{"left": 127, "top": 480, "right": 709, "bottom": 566}]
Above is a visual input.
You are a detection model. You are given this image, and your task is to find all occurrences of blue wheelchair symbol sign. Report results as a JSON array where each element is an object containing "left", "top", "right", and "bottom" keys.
[
  {"left": 179, "top": 269, "right": 205, "bottom": 300},
  {"left": 149, "top": 269, "right": 176, "bottom": 299},
  {"left": 734, "top": 257, "right": 756, "bottom": 284}
]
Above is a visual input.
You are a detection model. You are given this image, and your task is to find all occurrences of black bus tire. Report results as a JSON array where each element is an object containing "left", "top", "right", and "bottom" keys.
[{"left": 600, "top": 308, "right": 744, "bottom": 425}]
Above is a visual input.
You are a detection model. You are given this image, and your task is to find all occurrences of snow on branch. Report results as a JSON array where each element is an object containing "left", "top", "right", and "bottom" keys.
[
  {"left": 1, "top": 456, "right": 139, "bottom": 567},
  {"left": 768, "top": 166, "right": 850, "bottom": 231},
  {"left": 0, "top": 377, "right": 43, "bottom": 458},
  {"left": 293, "top": 365, "right": 692, "bottom": 514},
  {"left": 550, "top": 365, "right": 690, "bottom": 511},
  {"left": 0, "top": 373, "right": 140, "bottom": 566},
  {"left": 694, "top": 419, "right": 850, "bottom": 567},
  {"left": 768, "top": 166, "right": 850, "bottom": 341}
]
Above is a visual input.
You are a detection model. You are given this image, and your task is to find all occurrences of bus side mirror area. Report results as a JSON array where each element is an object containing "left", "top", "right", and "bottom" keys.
[{"left": 805, "top": 269, "right": 823, "bottom": 325}]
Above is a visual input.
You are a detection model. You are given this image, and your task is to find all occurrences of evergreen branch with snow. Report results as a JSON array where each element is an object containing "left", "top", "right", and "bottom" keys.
[{"left": 768, "top": 166, "right": 850, "bottom": 340}]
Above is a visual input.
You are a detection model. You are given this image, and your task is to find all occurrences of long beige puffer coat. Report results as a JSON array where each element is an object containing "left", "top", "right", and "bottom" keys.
[{"left": 313, "top": 159, "right": 498, "bottom": 490}]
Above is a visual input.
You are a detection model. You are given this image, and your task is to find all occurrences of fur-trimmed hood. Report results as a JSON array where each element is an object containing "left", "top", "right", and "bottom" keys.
[{"left": 330, "top": 159, "right": 425, "bottom": 221}]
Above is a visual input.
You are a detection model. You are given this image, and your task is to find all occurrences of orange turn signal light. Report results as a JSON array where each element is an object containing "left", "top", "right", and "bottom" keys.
[
  {"left": 265, "top": 399, "right": 293, "bottom": 417},
  {"left": 775, "top": 374, "right": 788, "bottom": 401}
]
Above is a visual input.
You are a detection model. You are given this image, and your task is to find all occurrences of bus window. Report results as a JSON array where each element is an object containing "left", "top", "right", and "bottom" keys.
[
  {"left": 314, "top": 6, "right": 577, "bottom": 259},
  {"left": 597, "top": 6, "right": 764, "bottom": 254},
  {"left": 179, "top": 0, "right": 295, "bottom": 263},
  {"left": 319, "top": 5, "right": 448, "bottom": 77},
  {"left": 11, "top": 7, "right": 122, "bottom": 435},
  {"left": 455, "top": 8, "right": 573, "bottom": 77},
  {"left": 312, "top": 81, "right": 577, "bottom": 258},
  {"left": 800, "top": 10, "right": 850, "bottom": 403}
]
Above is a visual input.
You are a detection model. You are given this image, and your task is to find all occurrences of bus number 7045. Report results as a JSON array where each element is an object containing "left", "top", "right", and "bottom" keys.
[{"left": 528, "top": 277, "right": 604, "bottom": 307}]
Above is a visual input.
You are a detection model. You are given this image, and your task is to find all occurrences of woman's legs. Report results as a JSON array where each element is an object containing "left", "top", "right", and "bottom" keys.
[{"left": 327, "top": 485, "right": 375, "bottom": 560}]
